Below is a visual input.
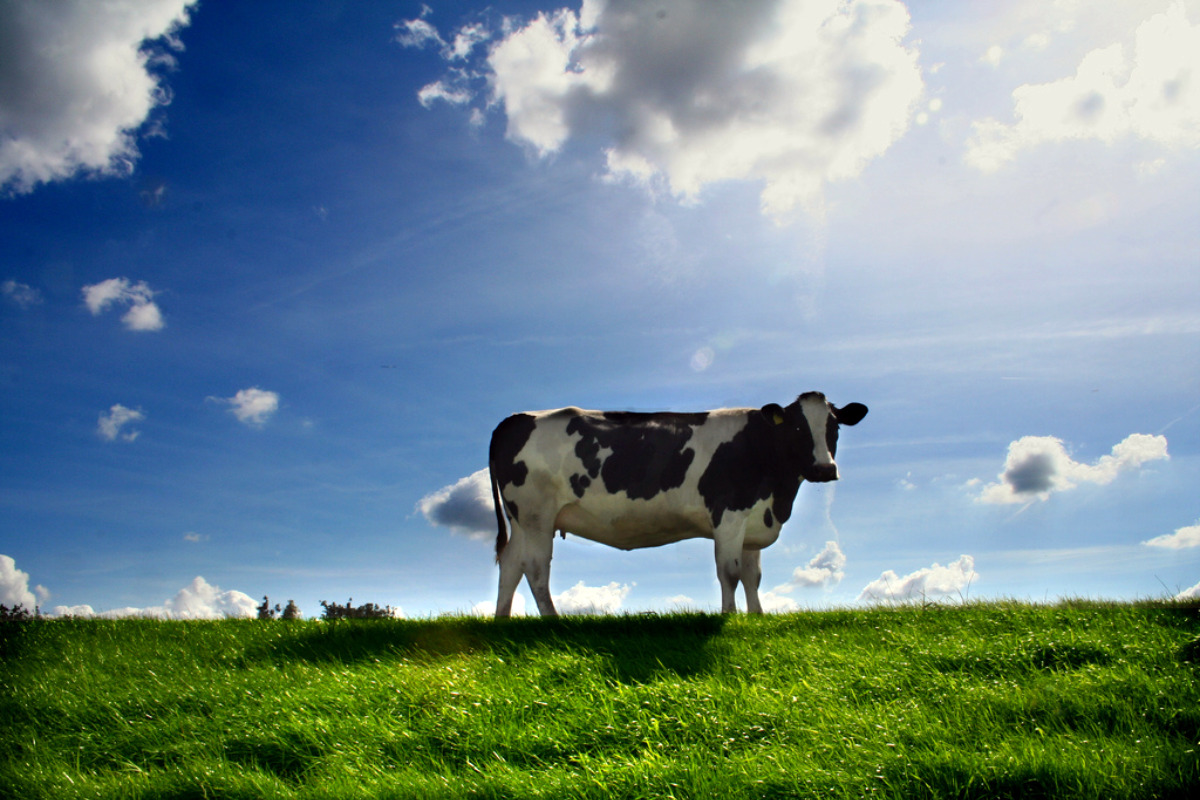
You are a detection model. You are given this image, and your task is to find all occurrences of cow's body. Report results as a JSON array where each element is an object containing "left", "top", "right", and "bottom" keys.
[{"left": 488, "top": 392, "right": 867, "bottom": 617}]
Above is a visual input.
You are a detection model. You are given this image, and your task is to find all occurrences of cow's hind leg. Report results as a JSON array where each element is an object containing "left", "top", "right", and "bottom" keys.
[
  {"left": 740, "top": 548, "right": 764, "bottom": 614},
  {"left": 521, "top": 514, "right": 558, "bottom": 617},
  {"left": 496, "top": 516, "right": 557, "bottom": 618}
]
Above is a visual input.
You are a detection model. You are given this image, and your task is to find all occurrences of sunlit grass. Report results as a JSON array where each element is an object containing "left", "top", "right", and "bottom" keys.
[{"left": 2, "top": 600, "right": 1198, "bottom": 798}]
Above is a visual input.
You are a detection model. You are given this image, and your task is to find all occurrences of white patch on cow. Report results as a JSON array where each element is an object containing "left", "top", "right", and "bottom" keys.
[{"left": 800, "top": 395, "right": 836, "bottom": 472}]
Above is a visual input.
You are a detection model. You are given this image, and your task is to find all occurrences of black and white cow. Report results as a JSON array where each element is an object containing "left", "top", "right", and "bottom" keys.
[{"left": 488, "top": 392, "right": 867, "bottom": 617}]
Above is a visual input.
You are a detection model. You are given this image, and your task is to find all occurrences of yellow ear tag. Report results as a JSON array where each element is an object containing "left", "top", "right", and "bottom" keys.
[{"left": 773, "top": 413, "right": 784, "bottom": 425}]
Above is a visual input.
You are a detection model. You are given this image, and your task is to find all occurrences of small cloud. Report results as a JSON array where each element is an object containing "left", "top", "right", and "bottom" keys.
[
  {"left": 1143, "top": 522, "right": 1200, "bottom": 549},
  {"left": 394, "top": 6, "right": 444, "bottom": 50},
  {"left": 665, "top": 594, "right": 696, "bottom": 609},
  {"left": 97, "top": 404, "right": 144, "bottom": 442},
  {"left": 758, "top": 590, "right": 801, "bottom": 614},
  {"left": 416, "top": 468, "right": 495, "bottom": 540},
  {"left": 182, "top": 531, "right": 208, "bottom": 543},
  {"left": 81, "top": 277, "right": 165, "bottom": 331},
  {"left": 0, "top": 554, "right": 38, "bottom": 608},
  {"left": 859, "top": 555, "right": 978, "bottom": 602},
  {"left": 981, "top": 44, "right": 1005, "bottom": 67},
  {"left": 772, "top": 541, "right": 847, "bottom": 593},
  {"left": 2, "top": 279, "right": 43, "bottom": 308},
  {"left": 553, "top": 581, "right": 632, "bottom": 615},
  {"left": 1176, "top": 580, "right": 1200, "bottom": 600},
  {"left": 211, "top": 387, "right": 280, "bottom": 427},
  {"left": 976, "top": 433, "right": 1168, "bottom": 505}
]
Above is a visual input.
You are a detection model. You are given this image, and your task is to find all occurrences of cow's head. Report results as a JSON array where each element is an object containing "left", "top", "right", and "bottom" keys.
[{"left": 762, "top": 392, "right": 868, "bottom": 483}]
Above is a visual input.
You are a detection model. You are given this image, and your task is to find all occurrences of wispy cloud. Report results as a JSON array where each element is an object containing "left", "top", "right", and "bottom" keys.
[
  {"left": 0, "top": 0, "right": 196, "bottom": 193},
  {"left": 81, "top": 278, "right": 165, "bottom": 331},
  {"left": 859, "top": 555, "right": 978, "bottom": 602},
  {"left": 976, "top": 433, "right": 1169, "bottom": 505},
  {"left": 97, "top": 404, "right": 144, "bottom": 442},
  {"left": 404, "top": 0, "right": 924, "bottom": 220},
  {"left": 2, "top": 279, "right": 42, "bottom": 308}
]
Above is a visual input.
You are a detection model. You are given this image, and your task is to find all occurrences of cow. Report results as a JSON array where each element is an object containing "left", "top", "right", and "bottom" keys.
[{"left": 487, "top": 391, "right": 867, "bottom": 617}]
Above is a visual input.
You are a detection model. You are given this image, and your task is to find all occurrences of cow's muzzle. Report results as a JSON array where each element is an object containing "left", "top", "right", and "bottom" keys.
[{"left": 806, "top": 464, "right": 840, "bottom": 483}]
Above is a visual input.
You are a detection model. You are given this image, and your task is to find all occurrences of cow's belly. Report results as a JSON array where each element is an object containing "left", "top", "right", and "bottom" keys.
[{"left": 554, "top": 500, "right": 713, "bottom": 550}]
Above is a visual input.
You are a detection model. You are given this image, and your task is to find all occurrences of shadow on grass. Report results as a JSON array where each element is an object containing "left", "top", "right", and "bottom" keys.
[{"left": 251, "top": 613, "right": 728, "bottom": 683}]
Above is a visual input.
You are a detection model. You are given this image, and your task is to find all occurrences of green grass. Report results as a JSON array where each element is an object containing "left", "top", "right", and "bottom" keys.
[{"left": 2, "top": 600, "right": 1198, "bottom": 799}]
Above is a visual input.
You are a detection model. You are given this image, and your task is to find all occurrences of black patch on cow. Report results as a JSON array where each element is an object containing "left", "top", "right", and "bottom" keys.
[
  {"left": 763, "top": 508, "right": 774, "bottom": 529},
  {"left": 489, "top": 413, "right": 539, "bottom": 521},
  {"left": 699, "top": 405, "right": 815, "bottom": 529},
  {"left": 565, "top": 412, "right": 708, "bottom": 501},
  {"left": 570, "top": 473, "right": 591, "bottom": 498}
]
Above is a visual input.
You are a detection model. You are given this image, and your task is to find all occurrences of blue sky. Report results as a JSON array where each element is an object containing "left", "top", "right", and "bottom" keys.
[{"left": 2, "top": 0, "right": 1198, "bottom": 618}]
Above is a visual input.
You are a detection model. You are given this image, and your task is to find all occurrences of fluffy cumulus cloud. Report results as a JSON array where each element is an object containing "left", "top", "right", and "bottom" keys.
[
  {"left": 416, "top": 468, "right": 496, "bottom": 540},
  {"left": 81, "top": 278, "right": 165, "bottom": 331},
  {"left": 967, "top": 2, "right": 1200, "bottom": 171},
  {"left": 97, "top": 403, "right": 144, "bottom": 442},
  {"left": 859, "top": 555, "right": 978, "bottom": 602},
  {"left": 1143, "top": 521, "right": 1200, "bottom": 549},
  {"left": 402, "top": 0, "right": 924, "bottom": 219},
  {"left": 472, "top": 592, "right": 528, "bottom": 617},
  {"left": 0, "top": 0, "right": 196, "bottom": 193},
  {"left": 1177, "top": 580, "right": 1200, "bottom": 600},
  {"left": 774, "top": 540, "right": 847, "bottom": 592},
  {"left": 50, "top": 576, "right": 257, "bottom": 619},
  {"left": 553, "top": 580, "right": 632, "bottom": 614},
  {"left": 976, "top": 433, "right": 1169, "bottom": 505},
  {"left": 211, "top": 387, "right": 280, "bottom": 427},
  {"left": 1, "top": 554, "right": 48, "bottom": 609}
]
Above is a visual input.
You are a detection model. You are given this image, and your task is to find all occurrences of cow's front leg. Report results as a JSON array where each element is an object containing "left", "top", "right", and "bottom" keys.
[
  {"left": 740, "top": 547, "right": 764, "bottom": 614},
  {"left": 713, "top": 525, "right": 747, "bottom": 613}
]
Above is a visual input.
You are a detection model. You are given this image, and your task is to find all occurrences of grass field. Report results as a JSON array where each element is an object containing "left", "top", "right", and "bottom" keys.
[{"left": 2, "top": 600, "right": 1198, "bottom": 799}]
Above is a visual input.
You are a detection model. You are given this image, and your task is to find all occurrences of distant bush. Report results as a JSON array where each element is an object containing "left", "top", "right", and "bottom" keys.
[
  {"left": 319, "top": 598, "right": 397, "bottom": 620},
  {"left": 258, "top": 596, "right": 303, "bottom": 620},
  {"left": 0, "top": 604, "right": 36, "bottom": 623}
]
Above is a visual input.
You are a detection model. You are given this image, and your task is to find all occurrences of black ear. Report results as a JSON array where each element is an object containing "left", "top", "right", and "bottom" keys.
[
  {"left": 760, "top": 403, "right": 786, "bottom": 425},
  {"left": 834, "top": 402, "right": 868, "bottom": 426}
]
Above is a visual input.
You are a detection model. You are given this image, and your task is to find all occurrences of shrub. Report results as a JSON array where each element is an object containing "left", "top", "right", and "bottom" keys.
[{"left": 319, "top": 598, "right": 397, "bottom": 620}]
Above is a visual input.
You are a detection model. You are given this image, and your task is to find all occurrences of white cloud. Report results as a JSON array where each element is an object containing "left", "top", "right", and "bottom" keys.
[
  {"left": 966, "top": 2, "right": 1200, "bottom": 171},
  {"left": 758, "top": 590, "right": 801, "bottom": 613},
  {"left": 81, "top": 277, "right": 165, "bottom": 331},
  {"left": 49, "top": 577, "right": 256, "bottom": 619},
  {"left": 471, "top": 592, "right": 528, "bottom": 617},
  {"left": 417, "top": 468, "right": 496, "bottom": 540},
  {"left": 2, "top": 279, "right": 42, "bottom": 308},
  {"left": 1176, "top": 580, "right": 1200, "bottom": 600},
  {"left": 665, "top": 594, "right": 696, "bottom": 609},
  {"left": 553, "top": 580, "right": 631, "bottom": 614},
  {"left": 977, "top": 433, "right": 1169, "bottom": 505},
  {"left": 772, "top": 540, "right": 847, "bottom": 593},
  {"left": 1143, "top": 522, "right": 1200, "bottom": 549},
  {"left": 859, "top": 555, "right": 978, "bottom": 602},
  {"left": 0, "top": 0, "right": 195, "bottom": 193},
  {"left": 0, "top": 554, "right": 38, "bottom": 609},
  {"left": 97, "top": 403, "right": 144, "bottom": 442},
  {"left": 212, "top": 387, "right": 280, "bottom": 427},
  {"left": 414, "top": 0, "right": 924, "bottom": 220}
]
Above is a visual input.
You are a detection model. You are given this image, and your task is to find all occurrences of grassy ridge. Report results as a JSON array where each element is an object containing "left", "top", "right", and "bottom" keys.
[{"left": 2, "top": 601, "right": 1198, "bottom": 799}]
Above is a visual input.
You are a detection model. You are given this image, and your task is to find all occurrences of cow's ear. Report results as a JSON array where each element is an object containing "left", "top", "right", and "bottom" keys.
[
  {"left": 761, "top": 403, "right": 786, "bottom": 425},
  {"left": 834, "top": 402, "right": 868, "bottom": 426}
]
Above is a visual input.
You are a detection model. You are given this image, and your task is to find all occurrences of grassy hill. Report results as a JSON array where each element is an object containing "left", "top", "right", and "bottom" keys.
[{"left": 2, "top": 600, "right": 1198, "bottom": 799}]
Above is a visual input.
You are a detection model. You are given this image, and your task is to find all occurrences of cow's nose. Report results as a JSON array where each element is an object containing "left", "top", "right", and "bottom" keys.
[{"left": 807, "top": 464, "right": 840, "bottom": 483}]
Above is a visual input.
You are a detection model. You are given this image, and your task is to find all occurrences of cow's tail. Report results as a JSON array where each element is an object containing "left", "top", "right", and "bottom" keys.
[{"left": 489, "top": 456, "right": 509, "bottom": 564}]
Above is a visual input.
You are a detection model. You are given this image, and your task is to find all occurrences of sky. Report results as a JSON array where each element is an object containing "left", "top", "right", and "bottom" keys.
[{"left": 2, "top": 0, "right": 1199, "bottom": 619}]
